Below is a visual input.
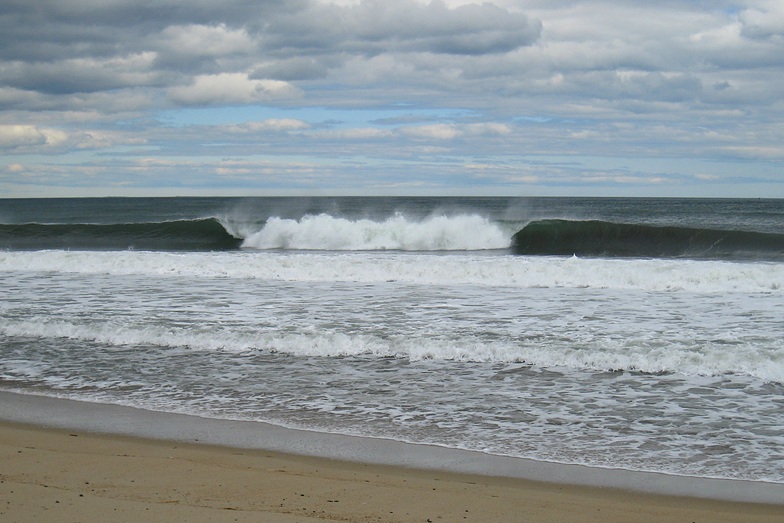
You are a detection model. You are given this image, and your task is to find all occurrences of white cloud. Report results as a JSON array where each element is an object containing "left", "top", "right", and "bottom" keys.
[
  {"left": 229, "top": 119, "right": 310, "bottom": 132},
  {"left": 160, "top": 24, "right": 255, "bottom": 57},
  {"left": 0, "top": 124, "right": 68, "bottom": 149},
  {"left": 464, "top": 123, "right": 512, "bottom": 135},
  {"left": 167, "top": 73, "right": 303, "bottom": 105},
  {"left": 739, "top": 0, "right": 784, "bottom": 39},
  {"left": 0, "top": 125, "right": 46, "bottom": 148},
  {"left": 398, "top": 122, "right": 511, "bottom": 141},
  {"left": 71, "top": 130, "right": 148, "bottom": 150},
  {"left": 2, "top": 1, "right": 784, "bottom": 196},
  {"left": 310, "top": 128, "right": 394, "bottom": 140},
  {"left": 0, "top": 123, "right": 148, "bottom": 153},
  {"left": 401, "top": 124, "right": 461, "bottom": 140},
  {"left": 720, "top": 145, "right": 784, "bottom": 160}
]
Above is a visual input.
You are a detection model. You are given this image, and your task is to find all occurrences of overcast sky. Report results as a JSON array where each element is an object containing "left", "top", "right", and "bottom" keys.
[{"left": 1, "top": 0, "right": 783, "bottom": 198}]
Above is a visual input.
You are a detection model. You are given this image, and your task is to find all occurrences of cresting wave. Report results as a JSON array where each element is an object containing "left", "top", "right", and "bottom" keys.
[
  {"left": 0, "top": 214, "right": 512, "bottom": 252},
  {"left": 0, "top": 219, "right": 241, "bottom": 251},
  {"left": 513, "top": 219, "right": 784, "bottom": 260},
  {"left": 240, "top": 213, "right": 511, "bottom": 251},
  {"left": 4, "top": 215, "right": 783, "bottom": 259}
]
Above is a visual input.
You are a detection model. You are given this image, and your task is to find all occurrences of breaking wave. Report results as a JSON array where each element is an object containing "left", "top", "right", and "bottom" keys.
[{"left": 241, "top": 213, "right": 511, "bottom": 251}]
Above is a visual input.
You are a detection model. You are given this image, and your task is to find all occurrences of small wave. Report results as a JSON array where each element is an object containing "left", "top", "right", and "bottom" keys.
[
  {"left": 242, "top": 213, "right": 512, "bottom": 251},
  {"left": 0, "top": 218, "right": 242, "bottom": 251},
  {"left": 3, "top": 320, "right": 782, "bottom": 383},
  {"left": 512, "top": 220, "right": 784, "bottom": 260}
]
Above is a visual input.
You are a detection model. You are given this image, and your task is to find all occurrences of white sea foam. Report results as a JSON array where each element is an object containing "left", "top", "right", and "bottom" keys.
[
  {"left": 3, "top": 316, "right": 783, "bottom": 383},
  {"left": 3, "top": 249, "right": 784, "bottom": 483},
  {"left": 4, "top": 198, "right": 784, "bottom": 485},
  {"left": 1, "top": 250, "right": 783, "bottom": 293},
  {"left": 241, "top": 213, "right": 512, "bottom": 251}
]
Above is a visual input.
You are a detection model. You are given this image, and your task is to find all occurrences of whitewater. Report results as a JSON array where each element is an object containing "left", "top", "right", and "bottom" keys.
[
  {"left": 1, "top": 249, "right": 783, "bottom": 292},
  {"left": 1, "top": 196, "right": 783, "bottom": 485},
  {"left": 238, "top": 213, "right": 512, "bottom": 251}
]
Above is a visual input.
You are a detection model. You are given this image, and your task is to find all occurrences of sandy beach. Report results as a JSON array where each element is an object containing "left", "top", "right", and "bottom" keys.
[{"left": 2, "top": 420, "right": 782, "bottom": 523}]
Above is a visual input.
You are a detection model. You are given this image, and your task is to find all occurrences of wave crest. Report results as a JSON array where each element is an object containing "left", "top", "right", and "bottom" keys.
[
  {"left": 242, "top": 214, "right": 511, "bottom": 251},
  {"left": 512, "top": 219, "right": 784, "bottom": 260},
  {"left": 0, "top": 218, "right": 241, "bottom": 251}
]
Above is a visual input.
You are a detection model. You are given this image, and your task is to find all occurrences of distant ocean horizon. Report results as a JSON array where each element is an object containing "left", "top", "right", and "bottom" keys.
[{"left": 1, "top": 196, "right": 783, "bottom": 483}]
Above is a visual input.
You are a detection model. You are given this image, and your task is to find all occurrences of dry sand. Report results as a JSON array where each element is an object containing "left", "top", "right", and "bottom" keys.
[{"left": 2, "top": 422, "right": 782, "bottom": 523}]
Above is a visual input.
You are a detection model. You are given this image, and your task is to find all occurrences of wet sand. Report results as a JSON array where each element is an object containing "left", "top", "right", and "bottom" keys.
[
  {"left": 2, "top": 421, "right": 783, "bottom": 522},
  {"left": 1, "top": 391, "right": 783, "bottom": 522}
]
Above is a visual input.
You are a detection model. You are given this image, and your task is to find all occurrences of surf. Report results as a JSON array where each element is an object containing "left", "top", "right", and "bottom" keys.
[
  {"left": 512, "top": 219, "right": 784, "bottom": 260},
  {"left": 0, "top": 218, "right": 242, "bottom": 251},
  {"left": 241, "top": 213, "right": 512, "bottom": 251},
  {"left": 2, "top": 250, "right": 782, "bottom": 293}
]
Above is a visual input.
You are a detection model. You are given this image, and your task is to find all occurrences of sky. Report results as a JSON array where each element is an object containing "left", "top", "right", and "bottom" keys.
[{"left": 1, "top": 0, "right": 783, "bottom": 198}]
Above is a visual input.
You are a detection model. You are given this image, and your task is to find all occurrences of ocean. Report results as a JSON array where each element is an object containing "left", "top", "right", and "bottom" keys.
[{"left": 1, "top": 196, "right": 783, "bottom": 483}]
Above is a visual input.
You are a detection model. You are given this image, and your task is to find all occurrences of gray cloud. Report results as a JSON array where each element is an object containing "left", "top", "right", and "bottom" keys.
[
  {"left": 1, "top": 1, "right": 783, "bottom": 197},
  {"left": 2, "top": 54, "right": 162, "bottom": 95},
  {"left": 263, "top": 0, "right": 540, "bottom": 56},
  {"left": 251, "top": 57, "right": 331, "bottom": 81},
  {"left": 0, "top": 0, "right": 540, "bottom": 104}
]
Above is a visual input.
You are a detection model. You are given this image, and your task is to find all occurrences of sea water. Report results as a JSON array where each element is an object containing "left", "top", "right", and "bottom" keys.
[{"left": 1, "top": 197, "right": 783, "bottom": 483}]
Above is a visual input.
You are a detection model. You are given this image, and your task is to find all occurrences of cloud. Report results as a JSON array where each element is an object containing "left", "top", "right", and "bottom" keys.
[
  {"left": 739, "top": 1, "right": 784, "bottom": 39},
  {"left": 0, "top": 124, "right": 67, "bottom": 150},
  {"left": 160, "top": 24, "right": 254, "bottom": 57},
  {"left": 1, "top": 1, "right": 783, "bottom": 197},
  {"left": 568, "top": 71, "right": 705, "bottom": 103},
  {"left": 251, "top": 58, "right": 331, "bottom": 82},
  {"left": 308, "top": 128, "right": 394, "bottom": 140},
  {"left": 264, "top": 0, "right": 541, "bottom": 56},
  {"left": 398, "top": 122, "right": 512, "bottom": 141},
  {"left": 1, "top": 53, "right": 160, "bottom": 95},
  {"left": 167, "top": 73, "right": 303, "bottom": 105},
  {"left": 228, "top": 119, "right": 310, "bottom": 132},
  {"left": 400, "top": 123, "right": 462, "bottom": 140},
  {"left": 464, "top": 123, "right": 512, "bottom": 135},
  {"left": 155, "top": 24, "right": 256, "bottom": 71},
  {"left": 720, "top": 145, "right": 784, "bottom": 160},
  {"left": 0, "top": 124, "right": 151, "bottom": 154},
  {"left": 72, "top": 130, "right": 148, "bottom": 150}
]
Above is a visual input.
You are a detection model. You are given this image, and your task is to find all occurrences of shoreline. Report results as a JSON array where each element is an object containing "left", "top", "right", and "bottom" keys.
[
  {"left": 4, "top": 423, "right": 782, "bottom": 523},
  {"left": 2, "top": 422, "right": 783, "bottom": 523},
  {"left": 2, "top": 392, "right": 784, "bottom": 509}
]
